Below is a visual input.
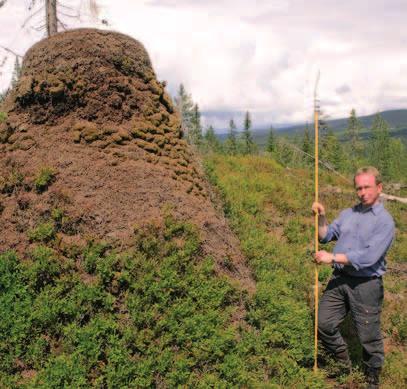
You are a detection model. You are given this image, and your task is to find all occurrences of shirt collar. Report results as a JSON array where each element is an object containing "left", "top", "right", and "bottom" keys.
[{"left": 355, "top": 201, "right": 384, "bottom": 215}]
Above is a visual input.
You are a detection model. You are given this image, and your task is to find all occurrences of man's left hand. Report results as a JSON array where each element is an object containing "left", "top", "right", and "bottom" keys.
[{"left": 314, "top": 250, "right": 333, "bottom": 264}]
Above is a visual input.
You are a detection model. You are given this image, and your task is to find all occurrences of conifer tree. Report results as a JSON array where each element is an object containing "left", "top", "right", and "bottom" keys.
[
  {"left": 225, "top": 119, "right": 238, "bottom": 155},
  {"left": 189, "top": 103, "right": 203, "bottom": 147},
  {"left": 274, "top": 138, "right": 295, "bottom": 167},
  {"left": 369, "top": 113, "right": 391, "bottom": 177},
  {"left": 11, "top": 57, "right": 22, "bottom": 88},
  {"left": 320, "top": 129, "right": 347, "bottom": 171},
  {"left": 266, "top": 125, "right": 276, "bottom": 153},
  {"left": 174, "top": 83, "right": 194, "bottom": 140},
  {"left": 346, "top": 108, "right": 363, "bottom": 164},
  {"left": 301, "top": 124, "right": 312, "bottom": 156},
  {"left": 387, "top": 138, "right": 407, "bottom": 181},
  {"left": 204, "top": 125, "right": 222, "bottom": 153},
  {"left": 241, "top": 111, "right": 255, "bottom": 154}
]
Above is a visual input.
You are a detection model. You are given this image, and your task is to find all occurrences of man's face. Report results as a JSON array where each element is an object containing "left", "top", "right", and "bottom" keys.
[{"left": 354, "top": 173, "right": 382, "bottom": 206}]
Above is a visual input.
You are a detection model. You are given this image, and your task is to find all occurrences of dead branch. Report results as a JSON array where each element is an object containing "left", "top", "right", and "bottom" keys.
[
  {"left": 57, "top": 18, "right": 68, "bottom": 30},
  {"left": 380, "top": 193, "right": 407, "bottom": 204},
  {"left": 22, "top": 5, "right": 44, "bottom": 28},
  {"left": 0, "top": 46, "right": 23, "bottom": 59},
  {"left": 58, "top": 10, "right": 80, "bottom": 18},
  {"left": 58, "top": 3, "right": 75, "bottom": 11},
  {"left": 32, "top": 24, "right": 46, "bottom": 31}
]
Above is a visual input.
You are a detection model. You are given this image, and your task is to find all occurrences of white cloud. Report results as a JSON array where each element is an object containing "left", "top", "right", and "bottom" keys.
[{"left": 1, "top": 0, "right": 406, "bottom": 129}]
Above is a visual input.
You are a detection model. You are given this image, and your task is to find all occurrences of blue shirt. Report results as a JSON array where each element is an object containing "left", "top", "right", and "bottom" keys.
[{"left": 320, "top": 202, "right": 395, "bottom": 277}]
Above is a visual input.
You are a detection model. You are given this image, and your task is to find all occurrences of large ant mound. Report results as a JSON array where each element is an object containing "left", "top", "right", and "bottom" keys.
[{"left": 0, "top": 29, "right": 253, "bottom": 290}]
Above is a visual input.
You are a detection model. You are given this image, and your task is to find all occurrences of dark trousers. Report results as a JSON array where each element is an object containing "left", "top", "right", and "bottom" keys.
[{"left": 318, "top": 272, "right": 384, "bottom": 368}]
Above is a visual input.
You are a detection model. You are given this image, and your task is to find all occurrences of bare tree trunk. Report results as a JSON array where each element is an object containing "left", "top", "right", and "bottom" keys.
[{"left": 46, "top": 0, "right": 58, "bottom": 36}]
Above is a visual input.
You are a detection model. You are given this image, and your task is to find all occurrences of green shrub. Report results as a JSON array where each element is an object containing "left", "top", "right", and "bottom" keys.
[
  {"left": 34, "top": 167, "right": 56, "bottom": 193},
  {"left": 204, "top": 155, "right": 316, "bottom": 365},
  {"left": 0, "top": 111, "right": 6, "bottom": 123},
  {"left": 27, "top": 222, "right": 55, "bottom": 242},
  {"left": 0, "top": 216, "right": 304, "bottom": 386},
  {"left": 283, "top": 217, "right": 312, "bottom": 244},
  {"left": 25, "top": 245, "right": 62, "bottom": 291},
  {"left": 51, "top": 207, "right": 64, "bottom": 222},
  {"left": 83, "top": 241, "right": 109, "bottom": 274}
]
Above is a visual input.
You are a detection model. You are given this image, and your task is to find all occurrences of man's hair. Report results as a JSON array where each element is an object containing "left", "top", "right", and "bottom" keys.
[{"left": 354, "top": 166, "right": 382, "bottom": 185}]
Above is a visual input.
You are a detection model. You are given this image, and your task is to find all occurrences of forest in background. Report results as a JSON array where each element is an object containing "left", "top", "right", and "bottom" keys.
[{"left": 175, "top": 84, "right": 407, "bottom": 186}]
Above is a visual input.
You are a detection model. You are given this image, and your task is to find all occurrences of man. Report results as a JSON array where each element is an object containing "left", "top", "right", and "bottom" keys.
[{"left": 312, "top": 167, "right": 395, "bottom": 389}]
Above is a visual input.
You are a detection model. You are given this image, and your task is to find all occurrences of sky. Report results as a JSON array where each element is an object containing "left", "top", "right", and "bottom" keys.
[{"left": 1, "top": 0, "right": 407, "bottom": 130}]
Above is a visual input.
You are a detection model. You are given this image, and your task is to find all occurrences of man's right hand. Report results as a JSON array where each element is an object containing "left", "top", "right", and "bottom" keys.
[
  {"left": 312, "top": 202, "right": 326, "bottom": 216},
  {"left": 312, "top": 202, "right": 329, "bottom": 240}
]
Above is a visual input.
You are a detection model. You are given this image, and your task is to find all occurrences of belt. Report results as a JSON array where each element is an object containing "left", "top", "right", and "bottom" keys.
[{"left": 333, "top": 269, "right": 382, "bottom": 280}]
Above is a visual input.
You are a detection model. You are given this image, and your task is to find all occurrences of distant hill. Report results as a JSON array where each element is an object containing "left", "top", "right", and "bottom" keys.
[
  {"left": 250, "top": 109, "right": 407, "bottom": 147},
  {"left": 276, "top": 108, "right": 407, "bottom": 135}
]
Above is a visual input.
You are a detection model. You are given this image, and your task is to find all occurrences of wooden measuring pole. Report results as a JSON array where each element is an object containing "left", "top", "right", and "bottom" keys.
[{"left": 313, "top": 73, "right": 320, "bottom": 372}]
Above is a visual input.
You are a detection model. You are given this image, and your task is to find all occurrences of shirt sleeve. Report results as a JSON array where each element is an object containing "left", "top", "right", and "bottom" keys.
[
  {"left": 319, "top": 210, "right": 345, "bottom": 244},
  {"left": 345, "top": 219, "right": 395, "bottom": 271}
]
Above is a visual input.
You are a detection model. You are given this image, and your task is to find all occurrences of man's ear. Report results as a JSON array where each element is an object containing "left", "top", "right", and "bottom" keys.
[{"left": 377, "top": 183, "right": 383, "bottom": 193}]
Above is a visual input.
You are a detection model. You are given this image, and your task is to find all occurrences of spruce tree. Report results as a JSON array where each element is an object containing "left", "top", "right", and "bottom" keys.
[
  {"left": 241, "top": 111, "right": 255, "bottom": 155},
  {"left": 266, "top": 125, "right": 276, "bottom": 153},
  {"left": 320, "top": 129, "right": 347, "bottom": 171},
  {"left": 346, "top": 108, "right": 363, "bottom": 165},
  {"left": 174, "top": 84, "right": 194, "bottom": 141},
  {"left": 11, "top": 57, "right": 22, "bottom": 88},
  {"left": 369, "top": 113, "right": 391, "bottom": 177},
  {"left": 274, "top": 138, "right": 295, "bottom": 167},
  {"left": 204, "top": 125, "right": 222, "bottom": 153},
  {"left": 301, "top": 124, "right": 312, "bottom": 155},
  {"left": 225, "top": 119, "right": 238, "bottom": 155},
  {"left": 189, "top": 103, "right": 203, "bottom": 147},
  {"left": 387, "top": 139, "right": 407, "bottom": 181}
]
